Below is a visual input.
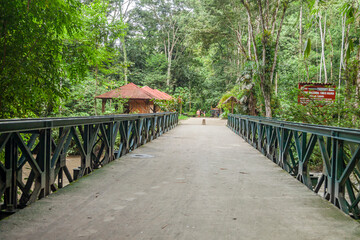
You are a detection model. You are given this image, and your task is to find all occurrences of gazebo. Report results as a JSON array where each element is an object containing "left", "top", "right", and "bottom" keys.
[
  {"left": 95, "top": 83, "right": 172, "bottom": 114},
  {"left": 222, "top": 96, "right": 239, "bottom": 114}
]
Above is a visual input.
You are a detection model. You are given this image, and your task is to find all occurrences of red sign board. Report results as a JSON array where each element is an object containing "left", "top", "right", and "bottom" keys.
[{"left": 298, "top": 83, "right": 336, "bottom": 105}]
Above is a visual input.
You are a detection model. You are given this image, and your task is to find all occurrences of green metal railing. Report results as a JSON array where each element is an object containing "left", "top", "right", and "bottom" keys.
[
  {"left": 228, "top": 114, "right": 360, "bottom": 218},
  {"left": 0, "top": 112, "right": 178, "bottom": 215}
]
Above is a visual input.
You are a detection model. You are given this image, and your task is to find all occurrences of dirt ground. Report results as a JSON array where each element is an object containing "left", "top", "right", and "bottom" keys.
[{"left": 21, "top": 155, "right": 81, "bottom": 189}]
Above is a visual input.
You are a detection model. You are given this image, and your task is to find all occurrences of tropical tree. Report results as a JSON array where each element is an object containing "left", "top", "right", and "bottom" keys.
[{"left": 0, "top": 0, "right": 85, "bottom": 118}]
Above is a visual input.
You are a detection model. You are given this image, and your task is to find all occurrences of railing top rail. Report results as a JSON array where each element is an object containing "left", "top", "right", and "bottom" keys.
[
  {"left": 229, "top": 114, "right": 360, "bottom": 143},
  {"left": 0, "top": 112, "right": 177, "bottom": 133}
]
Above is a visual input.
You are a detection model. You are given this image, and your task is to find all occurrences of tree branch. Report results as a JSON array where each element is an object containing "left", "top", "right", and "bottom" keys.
[
  {"left": 241, "top": 0, "right": 260, "bottom": 68},
  {"left": 1, "top": 19, "right": 7, "bottom": 72},
  {"left": 235, "top": 28, "right": 248, "bottom": 58},
  {"left": 257, "top": 0, "right": 266, "bottom": 33},
  {"left": 257, "top": 0, "right": 267, "bottom": 73},
  {"left": 270, "top": 1, "right": 288, "bottom": 84},
  {"left": 266, "top": 0, "right": 270, "bottom": 29},
  {"left": 271, "top": 0, "right": 280, "bottom": 35}
]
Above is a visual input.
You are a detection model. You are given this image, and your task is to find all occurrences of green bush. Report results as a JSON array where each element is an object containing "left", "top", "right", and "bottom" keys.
[
  {"left": 220, "top": 110, "right": 229, "bottom": 119},
  {"left": 183, "top": 111, "right": 196, "bottom": 117},
  {"left": 178, "top": 114, "right": 189, "bottom": 120}
]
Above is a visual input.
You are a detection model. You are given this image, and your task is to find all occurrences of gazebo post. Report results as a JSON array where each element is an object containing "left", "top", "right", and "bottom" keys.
[
  {"left": 94, "top": 98, "right": 97, "bottom": 115},
  {"left": 102, "top": 99, "right": 107, "bottom": 113},
  {"left": 231, "top": 99, "right": 234, "bottom": 114},
  {"left": 179, "top": 100, "right": 182, "bottom": 114},
  {"left": 222, "top": 96, "right": 238, "bottom": 115}
]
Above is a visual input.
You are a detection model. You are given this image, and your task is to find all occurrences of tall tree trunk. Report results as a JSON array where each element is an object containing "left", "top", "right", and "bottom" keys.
[
  {"left": 323, "top": 14, "right": 327, "bottom": 83},
  {"left": 257, "top": 0, "right": 272, "bottom": 117},
  {"left": 337, "top": 14, "right": 346, "bottom": 124},
  {"left": 299, "top": 2, "right": 302, "bottom": 82},
  {"left": 167, "top": 53, "right": 172, "bottom": 86},
  {"left": 242, "top": 1, "right": 260, "bottom": 67},
  {"left": 271, "top": 0, "right": 281, "bottom": 35},
  {"left": 275, "top": 72, "right": 278, "bottom": 95},
  {"left": 269, "top": 2, "right": 288, "bottom": 84},
  {"left": 339, "top": 14, "right": 346, "bottom": 89},
  {"left": 237, "top": 45, "right": 241, "bottom": 82},
  {"left": 299, "top": 0, "right": 309, "bottom": 81},
  {"left": 249, "top": 90, "right": 257, "bottom": 116},
  {"left": 266, "top": 0, "right": 270, "bottom": 28},
  {"left": 328, "top": 28, "right": 334, "bottom": 83},
  {"left": 261, "top": 78, "right": 272, "bottom": 117},
  {"left": 248, "top": 19, "right": 252, "bottom": 58},
  {"left": 355, "top": 38, "right": 360, "bottom": 124},
  {"left": 319, "top": 12, "right": 327, "bottom": 83},
  {"left": 242, "top": 0, "right": 289, "bottom": 117},
  {"left": 94, "top": 64, "right": 98, "bottom": 115},
  {"left": 304, "top": 61, "right": 310, "bottom": 81},
  {"left": 319, "top": 41, "right": 322, "bottom": 82},
  {"left": 344, "top": 23, "right": 351, "bottom": 100},
  {"left": 59, "top": 79, "right": 63, "bottom": 115},
  {"left": 189, "top": 81, "right": 191, "bottom": 111},
  {"left": 179, "top": 100, "right": 182, "bottom": 115},
  {"left": 1, "top": 20, "right": 6, "bottom": 72},
  {"left": 121, "top": 35, "right": 128, "bottom": 84}
]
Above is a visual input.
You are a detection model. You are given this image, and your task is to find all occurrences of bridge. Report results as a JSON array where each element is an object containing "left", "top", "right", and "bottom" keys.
[{"left": 1, "top": 114, "right": 360, "bottom": 239}]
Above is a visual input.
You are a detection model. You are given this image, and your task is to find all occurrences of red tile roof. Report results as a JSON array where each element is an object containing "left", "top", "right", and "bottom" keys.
[
  {"left": 154, "top": 89, "right": 172, "bottom": 100},
  {"left": 142, "top": 86, "right": 172, "bottom": 100},
  {"left": 95, "top": 83, "right": 153, "bottom": 100},
  {"left": 141, "top": 86, "right": 163, "bottom": 99},
  {"left": 95, "top": 83, "right": 173, "bottom": 100}
]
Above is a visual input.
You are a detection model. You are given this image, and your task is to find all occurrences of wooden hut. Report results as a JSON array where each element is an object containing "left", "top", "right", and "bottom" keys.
[
  {"left": 210, "top": 107, "right": 221, "bottom": 117},
  {"left": 222, "top": 96, "right": 239, "bottom": 114},
  {"left": 95, "top": 83, "right": 172, "bottom": 114}
]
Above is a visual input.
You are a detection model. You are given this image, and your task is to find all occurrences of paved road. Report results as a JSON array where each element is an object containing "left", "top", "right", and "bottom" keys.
[{"left": 1, "top": 118, "right": 360, "bottom": 240}]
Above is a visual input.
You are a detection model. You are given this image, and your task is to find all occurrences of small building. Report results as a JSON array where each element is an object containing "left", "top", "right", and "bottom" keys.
[
  {"left": 95, "top": 83, "right": 172, "bottom": 114},
  {"left": 210, "top": 107, "right": 221, "bottom": 117}
]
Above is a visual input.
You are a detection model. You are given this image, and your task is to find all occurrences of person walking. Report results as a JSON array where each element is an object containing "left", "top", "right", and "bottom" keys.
[{"left": 196, "top": 109, "right": 200, "bottom": 117}]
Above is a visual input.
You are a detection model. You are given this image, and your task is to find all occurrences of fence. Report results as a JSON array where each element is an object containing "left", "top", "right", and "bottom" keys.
[
  {"left": 228, "top": 114, "right": 360, "bottom": 219},
  {"left": 0, "top": 112, "right": 178, "bottom": 214}
]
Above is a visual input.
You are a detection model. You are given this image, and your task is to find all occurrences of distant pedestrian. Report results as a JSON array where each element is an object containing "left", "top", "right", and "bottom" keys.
[{"left": 196, "top": 109, "right": 200, "bottom": 117}]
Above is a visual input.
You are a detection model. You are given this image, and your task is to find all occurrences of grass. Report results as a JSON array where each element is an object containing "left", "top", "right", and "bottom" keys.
[{"left": 178, "top": 114, "right": 189, "bottom": 120}]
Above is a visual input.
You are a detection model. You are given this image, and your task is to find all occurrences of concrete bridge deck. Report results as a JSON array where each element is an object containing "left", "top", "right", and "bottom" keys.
[{"left": 1, "top": 118, "right": 360, "bottom": 239}]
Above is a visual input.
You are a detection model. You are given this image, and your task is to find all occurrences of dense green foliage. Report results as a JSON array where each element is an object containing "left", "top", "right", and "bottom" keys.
[
  {"left": 1, "top": 0, "right": 360, "bottom": 129},
  {"left": 0, "top": 0, "right": 84, "bottom": 118}
]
